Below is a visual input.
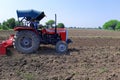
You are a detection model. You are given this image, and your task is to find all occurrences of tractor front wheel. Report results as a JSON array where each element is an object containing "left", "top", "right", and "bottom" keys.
[
  {"left": 55, "top": 41, "right": 68, "bottom": 54},
  {"left": 13, "top": 30, "right": 40, "bottom": 54}
]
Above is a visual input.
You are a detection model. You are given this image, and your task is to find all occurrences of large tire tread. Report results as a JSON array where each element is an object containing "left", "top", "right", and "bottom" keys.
[
  {"left": 56, "top": 41, "right": 68, "bottom": 54},
  {"left": 13, "top": 30, "right": 40, "bottom": 54}
]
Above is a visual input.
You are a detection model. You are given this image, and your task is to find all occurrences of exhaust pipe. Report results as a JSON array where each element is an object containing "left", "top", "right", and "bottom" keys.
[{"left": 55, "top": 14, "right": 57, "bottom": 34}]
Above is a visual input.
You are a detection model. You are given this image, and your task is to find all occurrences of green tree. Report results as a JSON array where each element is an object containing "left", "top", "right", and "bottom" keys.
[
  {"left": 15, "top": 21, "right": 20, "bottom": 26},
  {"left": 7, "top": 18, "right": 16, "bottom": 29},
  {"left": 46, "top": 20, "right": 55, "bottom": 28},
  {"left": 57, "top": 23, "right": 65, "bottom": 28},
  {"left": 3, "top": 21, "right": 8, "bottom": 26},
  {"left": 45, "top": 22, "right": 49, "bottom": 28},
  {"left": 98, "top": 26, "right": 102, "bottom": 29},
  {"left": 103, "top": 20, "right": 118, "bottom": 30},
  {"left": 2, "top": 21, "right": 9, "bottom": 30},
  {"left": 0, "top": 23, "right": 2, "bottom": 29},
  {"left": 115, "top": 21, "right": 120, "bottom": 30},
  {"left": 2, "top": 25, "right": 9, "bottom": 30}
]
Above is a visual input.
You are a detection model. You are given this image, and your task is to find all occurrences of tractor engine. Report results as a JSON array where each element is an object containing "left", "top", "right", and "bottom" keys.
[{"left": 40, "top": 28, "right": 67, "bottom": 44}]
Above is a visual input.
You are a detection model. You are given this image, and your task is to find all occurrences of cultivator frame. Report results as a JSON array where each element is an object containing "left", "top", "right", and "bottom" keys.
[{"left": 0, "top": 35, "right": 14, "bottom": 55}]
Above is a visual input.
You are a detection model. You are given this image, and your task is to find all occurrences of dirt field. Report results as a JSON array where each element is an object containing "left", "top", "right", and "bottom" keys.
[{"left": 1, "top": 29, "right": 120, "bottom": 80}]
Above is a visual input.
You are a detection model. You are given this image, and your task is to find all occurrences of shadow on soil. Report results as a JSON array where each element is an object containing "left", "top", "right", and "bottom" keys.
[
  {"left": 37, "top": 46, "right": 80, "bottom": 55},
  {"left": 7, "top": 45, "right": 80, "bottom": 56}
]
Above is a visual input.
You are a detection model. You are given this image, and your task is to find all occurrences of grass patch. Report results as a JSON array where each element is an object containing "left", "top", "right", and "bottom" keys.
[
  {"left": 16, "top": 71, "right": 35, "bottom": 80},
  {"left": 23, "top": 73, "right": 35, "bottom": 80},
  {"left": 99, "top": 67, "right": 109, "bottom": 74}
]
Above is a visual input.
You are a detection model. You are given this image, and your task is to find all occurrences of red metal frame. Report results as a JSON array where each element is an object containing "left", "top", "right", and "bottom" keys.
[
  {"left": 15, "top": 27, "right": 67, "bottom": 41},
  {"left": 0, "top": 35, "right": 14, "bottom": 55},
  {"left": 41, "top": 28, "right": 67, "bottom": 41},
  {"left": 0, "top": 43, "right": 6, "bottom": 55}
]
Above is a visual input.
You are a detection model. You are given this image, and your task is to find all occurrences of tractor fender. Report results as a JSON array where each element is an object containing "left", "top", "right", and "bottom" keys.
[{"left": 14, "top": 26, "right": 39, "bottom": 34}]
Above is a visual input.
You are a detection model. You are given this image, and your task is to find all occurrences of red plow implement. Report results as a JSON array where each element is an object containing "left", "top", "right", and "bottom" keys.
[{"left": 0, "top": 35, "right": 14, "bottom": 55}]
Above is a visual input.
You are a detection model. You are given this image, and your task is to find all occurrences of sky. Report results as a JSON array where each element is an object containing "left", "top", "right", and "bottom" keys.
[{"left": 0, "top": 0, "right": 120, "bottom": 28}]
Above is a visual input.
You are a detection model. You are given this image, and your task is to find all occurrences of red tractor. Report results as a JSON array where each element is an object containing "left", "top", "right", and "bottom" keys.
[{"left": 12, "top": 9, "right": 72, "bottom": 54}]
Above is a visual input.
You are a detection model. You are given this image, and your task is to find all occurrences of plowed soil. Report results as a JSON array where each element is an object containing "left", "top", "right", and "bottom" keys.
[{"left": 1, "top": 29, "right": 120, "bottom": 80}]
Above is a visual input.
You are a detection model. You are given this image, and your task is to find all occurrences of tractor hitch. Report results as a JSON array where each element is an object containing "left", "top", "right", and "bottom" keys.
[{"left": 66, "top": 39, "right": 72, "bottom": 44}]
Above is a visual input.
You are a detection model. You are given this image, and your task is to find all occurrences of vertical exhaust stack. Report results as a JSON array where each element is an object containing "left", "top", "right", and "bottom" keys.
[{"left": 55, "top": 14, "right": 57, "bottom": 34}]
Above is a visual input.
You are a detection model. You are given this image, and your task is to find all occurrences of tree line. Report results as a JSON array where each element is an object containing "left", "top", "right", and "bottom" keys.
[
  {"left": 0, "top": 18, "right": 65, "bottom": 30},
  {"left": 44, "top": 20, "right": 65, "bottom": 28},
  {"left": 0, "top": 18, "right": 19, "bottom": 30},
  {"left": 4, "top": 18, "right": 119, "bottom": 30}
]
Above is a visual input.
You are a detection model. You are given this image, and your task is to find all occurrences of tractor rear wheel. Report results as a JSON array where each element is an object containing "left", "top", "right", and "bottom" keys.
[
  {"left": 13, "top": 30, "right": 40, "bottom": 54},
  {"left": 55, "top": 41, "right": 68, "bottom": 54}
]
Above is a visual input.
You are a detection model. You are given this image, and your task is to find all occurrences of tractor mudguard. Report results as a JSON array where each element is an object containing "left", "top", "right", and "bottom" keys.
[
  {"left": 14, "top": 26, "right": 39, "bottom": 35},
  {"left": 14, "top": 26, "right": 34, "bottom": 31}
]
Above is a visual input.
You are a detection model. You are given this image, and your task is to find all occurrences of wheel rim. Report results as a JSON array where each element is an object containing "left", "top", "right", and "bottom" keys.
[
  {"left": 58, "top": 44, "right": 66, "bottom": 52},
  {"left": 19, "top": 36, "right": 32, "bottom": 49}
]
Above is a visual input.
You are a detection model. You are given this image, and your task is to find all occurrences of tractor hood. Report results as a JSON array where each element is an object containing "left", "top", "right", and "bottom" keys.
[{"left": 16, "top": 9, "right": 45, "bottom": 21}]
